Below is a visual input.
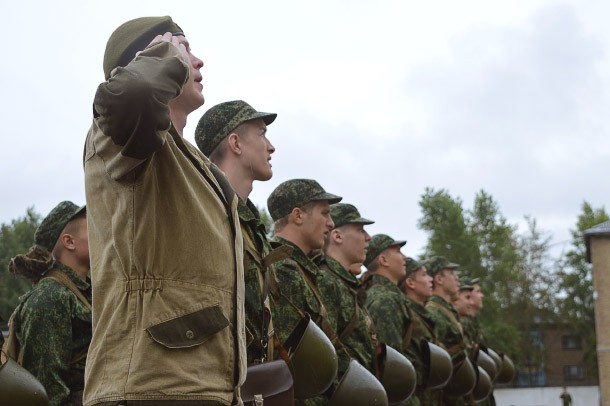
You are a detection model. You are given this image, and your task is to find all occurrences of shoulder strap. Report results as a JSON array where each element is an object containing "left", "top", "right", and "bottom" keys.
[
  {"left": 4, "top": 310, "right": 22, "bottom": 364},
  {"left": 427, "top": 300, "right": 463, "bottom": 336},
  {"left": 44, "top": 269, "right": 92, "bottom": 311}
]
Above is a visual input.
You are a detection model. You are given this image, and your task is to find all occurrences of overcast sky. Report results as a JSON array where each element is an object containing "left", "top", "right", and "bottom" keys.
[{"left": 1, "top": 0, "right": 608, "bottom": 259}]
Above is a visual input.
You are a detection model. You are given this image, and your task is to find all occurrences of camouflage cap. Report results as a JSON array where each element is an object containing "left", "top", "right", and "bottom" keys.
[
  {"left": 103, "top": 16, "right": 183, "bottom": 79},
  {"left": 363, "top": 234, "right": 406, "bottom": 268},
  {"left": 461, "top": 277, "right": 480, "bottom": 287},
  {"left": 426, "top": 256, "right": 459, "bottom": 277},
  {"left": 459, "top": 278, "right": 474, "bottom": 291},
  {"left": 34, "top": 201, "right": 86, "bottom": 252},
  {"left": 330, "top": 203, "right": 374, "bottom": 229},
  {"left": 267, "top": 179, "right": 342, "bottom": 221},
  {"left": 195, "top": 100, "right": 277, "bottom": 156},
  {"left": 405, "top": 257, "right": 424, "bottom": 276}
]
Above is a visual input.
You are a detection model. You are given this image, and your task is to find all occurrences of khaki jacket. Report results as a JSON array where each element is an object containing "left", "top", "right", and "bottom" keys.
[{"left": 83, "top": 42, "right": 245, "bottom": 405}]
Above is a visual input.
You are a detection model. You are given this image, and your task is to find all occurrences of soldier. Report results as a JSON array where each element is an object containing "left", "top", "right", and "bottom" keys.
[
  {"left": 317, "top": 203, "right": 376, "bottom": 375},
  {"left": 267, "top": 178, "right": 342, "bottom": 404},
  {"left": 425, "top": 256, "right": 469, "bottom": 406},
  {"left": 363, "top": 234, "right": 425, "bottom": 405},
  {"left": 195, "top": 100, "right": 279, "bottom": 364},
  {"left": 461, "top": 278, "right": 497, "bottom": 406},
  {"left": 400, "top": 258, "right": 443, "bottom": 405},
  {"left": 453, "top": 280, "right": 475, "bottom": 321},
  {"left": 6, "top": 201, "right": 90, "bottom": 405},
  {"left": 83, "top": 17, "right": 246, "bottom": 405}
]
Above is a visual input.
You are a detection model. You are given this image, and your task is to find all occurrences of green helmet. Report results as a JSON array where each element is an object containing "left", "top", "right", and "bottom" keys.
[
  {"left": 329, "top": 359, "right": 388, "bottom": 406},
  {"left": 496, "top": 353, "right": 516, "bottom": 384},
  {"left": 377, "top": 344, "right": 416, "bottom": 404},
  {"left": 484, "top": 347, "right": 503, "bottom": 381},
  {"left": 421, "top": 341, "right": 452, "bottom": 389},
  {"left": 0, "top": 357, "right": 48, "bottom": 405},
  {"left": 444, "top": 353, "right": 477, "bottom": 397},
  {"left": 283, "top": 315, "right": 338, "bottom": 398},
  {"left": 472, "top": 366, "right": 492, "bottom": 402},
  {"left": 476, "top": 348, "right": 498, "bottom": 382}
]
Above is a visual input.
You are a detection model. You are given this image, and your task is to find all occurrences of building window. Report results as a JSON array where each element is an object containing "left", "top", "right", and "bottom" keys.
[
  {"left": 563, "top": 365, "right": 585, "bottom": 381},
  {"left": 562, "top": 334, "right": 582, "bottom": 350}
]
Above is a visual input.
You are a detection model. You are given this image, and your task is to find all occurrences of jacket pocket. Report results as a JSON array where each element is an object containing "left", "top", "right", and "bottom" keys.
[{"left": 147, "top": 304, "right": 230, "bottom": 348}]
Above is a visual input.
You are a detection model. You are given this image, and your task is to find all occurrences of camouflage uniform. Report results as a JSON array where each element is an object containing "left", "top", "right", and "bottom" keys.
[
  {"left": 270, "top": 236, "right": 338, "bottom": 406},
  {"left": 364, "top": 274, "right": 420, "bottom": 406},
  {"left": 317, "top": 255, "right": 376, "bottom": 376},
  {"left": 12, "top": 262, "right": 91, "bottom": 406},
  {"left": 426, "top": 295, "right": 466, "bottom": 406},
  {"left": 405, "top": 297, "right": 443, "bottom": 406},
  {"left": 239, "top": 197, "right": 275, "bottom": 364}
]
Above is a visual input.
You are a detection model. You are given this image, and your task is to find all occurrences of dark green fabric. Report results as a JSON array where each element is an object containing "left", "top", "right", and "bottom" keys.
[
  {"left": 13, "top": 262, "right": 91, "bottom": 406},
  {"left": 239, "top": 197, "right": 275, "bottom": 363},
  {"left": 267, "top": 179, "right": 341, "bottom": 221},
  {"left": 329, "top": 203, "right": 374, "bottom": 228},
  {"left": 195, "top": 100, "right": 277, "bottom": 156},
  {"left": 34, "top": 201, "right": 84, "bottom": 252},
  {"left": 318, "top": 255, "right": 376, "bottom": 376},
  {"left": 103, "top": 16, "right": 183, "bottom": 79},
  {"left": 363, "top": 234, "right": 406, "bottom": 268}
]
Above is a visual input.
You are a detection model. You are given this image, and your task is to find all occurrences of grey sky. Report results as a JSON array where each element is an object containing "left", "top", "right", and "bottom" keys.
[{"left": 1, "top": 0, "right": 607, "bottom": 258}]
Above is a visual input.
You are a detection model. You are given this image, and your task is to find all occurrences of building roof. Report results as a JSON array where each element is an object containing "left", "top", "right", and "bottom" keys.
[{"left": 584, "top": 221, "right": 610, "bottom": 263}]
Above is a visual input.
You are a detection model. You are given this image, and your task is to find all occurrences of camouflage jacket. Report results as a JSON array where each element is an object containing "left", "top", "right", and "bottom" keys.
[
  {"left": 269, "top": 236, "right": 335, "bottom": 347},
  {"left": 239, "top": 197, "right": 274, "bottom": 363},
  {"left": 317, "top": 255, "right": 377, "bottom": 375},
  {"left": 12, "top": 262, "right": 91, "bottom": 406},
  {"left": 460, "top": 316, "right": 486, "bottom": 351},
  {"left": 425, "top": 295, "right": 464, "bottom": 356},
  {"left": 364, "top": 275, "right": 418, "bottom": 360}
]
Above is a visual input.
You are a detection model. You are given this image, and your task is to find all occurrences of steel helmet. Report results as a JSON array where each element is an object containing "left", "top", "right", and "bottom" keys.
[
  {"left": 283, "top": 315, "right": 338, "bottom": 398},
  {"left": 476, "top": 348, "right": 498, "bottom": 382},
  {"left": 485, "top": 347, "right": 503, "bottom": 380},
  {"left": 329, "top": 359, "right": 388, "bottom": 406},
  {"left": 496, "top": 353, "right": 516, "bottom": 384},
  {"left": 421, "top": 340, "right": 452, "bottom": 390},
  {"left": 444, "top": 353, "right": 477, "bottom": 397},
  {"left": 472, "top": 365, "right": 492, "bottom": 401},
  {"left": 0, "top": 356, "right": 48, "bottom": 405},
  {"left": 378, "top": 344, "right": 416, "bottom": 404}
]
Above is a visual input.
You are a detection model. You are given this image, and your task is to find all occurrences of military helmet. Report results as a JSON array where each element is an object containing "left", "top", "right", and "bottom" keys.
[
  {"left": 0, "top": 356, "right": 48, "bottom": 405},
  {"left": 476, "top": 348, "right": 498, "bottom": 382},
  {"left": 329, "top": 359, "right": 388, "bottom": 406},
  {"left": 444, "top": 353, "right": 477, "bottom": 397},
  {"left": 283, "top": 315, "right": 338, "bottom": 398},
  {"left": 496, "top": 352, "right": 516, "bottom": 384},
  {"left": 472, "top": 365, "right": 492, "bottom": 402},
  {"left": 378, "top": 344, "right": 416, "bottom": 404},
  {"left": 484, "top": 347, "right": 503, "bottom": 380},
  {"left": 421, "top": 341, "right": 452, "bottom": 389}
]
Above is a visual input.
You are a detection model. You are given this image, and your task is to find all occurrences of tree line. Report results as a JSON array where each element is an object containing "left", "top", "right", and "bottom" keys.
[{"left": 1, "top": 191, "right": 606, "bottom": 384}]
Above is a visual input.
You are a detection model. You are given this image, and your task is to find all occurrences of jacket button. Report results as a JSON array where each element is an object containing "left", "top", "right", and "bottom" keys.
[{"left": 186, "top": 330, "right": 195, "bottom": 340}]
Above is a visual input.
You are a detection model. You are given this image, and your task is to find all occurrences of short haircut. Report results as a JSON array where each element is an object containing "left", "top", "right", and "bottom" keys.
[
  {"left": 273, "top": 201, "right": 316, "bottom": 232},
  {"left": 208, "top": 123, "right": 249, "bottom": 164}
]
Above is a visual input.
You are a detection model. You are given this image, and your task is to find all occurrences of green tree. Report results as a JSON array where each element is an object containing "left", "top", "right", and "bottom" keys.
[
  {"left": 417, "top": 187, "right": 481, "bottom": 267},
  {"left": 558, "top": 201, "right": 609, "bottom": 375},
  {"left": 0, "top": 207, "right": 41, "bottom": 329}
]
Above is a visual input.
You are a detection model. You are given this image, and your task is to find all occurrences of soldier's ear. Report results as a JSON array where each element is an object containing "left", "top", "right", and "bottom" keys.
[
  {"left": 378, "top": 252, "right": 389, "bottom": 267},
  {"left": 227, "top": 133, "right": 241, "bottom": 155},
  {"left": 290, "top": 207, "right": 304, "bottom": 225},
  {"left": 331, "top": 229, "right": 342, "bottom": 243},
  {"left": 59, "top": 232, "right": 76, "bottom": 251}
]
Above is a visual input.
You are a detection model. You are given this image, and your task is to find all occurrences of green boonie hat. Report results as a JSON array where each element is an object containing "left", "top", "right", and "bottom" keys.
[
  {"left": 405, "top": 257, "right": 423, "bottom": 276},
  {"left": 267, "top": 179, "right": 342, "bottom": 221},
  {"left": 426, "top": 256, "right": 459, "bottom": 277},
  {"left": 363, "top": 234, "right": 406, "bottom": 268},
  {"left": 103, "top": 16, "right": 184, "bottom": 79},
  {"left": 34, "top": 201, "right": 86, "bottom": 252},
  {"left": 330, "top": 203, "right": 374, "bottom": 229},
  {"left": 195, "top": 100, "right": 277, "bottom": 156}
]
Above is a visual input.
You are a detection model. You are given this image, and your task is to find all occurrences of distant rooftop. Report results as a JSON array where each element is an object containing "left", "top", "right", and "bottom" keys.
[{"left": 585, "top": 221, "right": 610, "bottom": 263}]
